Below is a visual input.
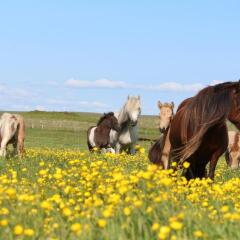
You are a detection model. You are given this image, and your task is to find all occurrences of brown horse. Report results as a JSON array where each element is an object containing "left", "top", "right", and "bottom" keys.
[
  {"left": 169, "top": 81, "right": 240, "bottom": 180},
  {"left": 87, "top": 112, "right": 120, "bottom": 153}
]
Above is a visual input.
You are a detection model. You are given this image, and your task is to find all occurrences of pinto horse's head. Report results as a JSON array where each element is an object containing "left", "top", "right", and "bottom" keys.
[{"left": 97, "top": 112, "right": 121, "bottom": 132}]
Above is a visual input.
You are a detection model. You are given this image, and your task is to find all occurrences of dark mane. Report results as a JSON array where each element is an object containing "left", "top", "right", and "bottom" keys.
[
  {"left": 175, "top": 81, "right": 240, "bottom": 162},
  {"left": 97, "top": 112, "right": 114, "bottom": 126}
]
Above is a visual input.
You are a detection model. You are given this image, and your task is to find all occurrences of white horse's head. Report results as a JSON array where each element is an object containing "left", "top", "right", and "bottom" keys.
[
  {"left": 158, "top": 101, "right": 174, "bottom": 133},
  {"left": 125, "top": 95, "right": 141, "bottom": 126}
]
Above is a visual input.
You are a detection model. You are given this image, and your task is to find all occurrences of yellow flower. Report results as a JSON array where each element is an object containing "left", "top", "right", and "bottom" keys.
[
  {"left": 158, "top": 226, "right": 171, "bottom": 240},
  {"left": 171, "top": 162, "right": 177, "bottom": 167},
  {"left": 139, "top": 148, "right": 145, "bottom": 154},
  {"left": 40, "top": 201, "right": 52, "bottom": 210},
  {"left": 220, "top": 205, "right": 229, "bottom": 213},
  {"left": 0, "top": 219, "right": 8, "bottom": 227},
  {"left": 102, "top": 208, "right": 112, "bottom": 218},
  {"left": 151, "top": 223, "right": 160, "bottom": 231},
  {"left": 183, "top": 162, "right": 190, "bottom": 168},
  {"left": 123, "top": 207, "right": 131, "bottom": 216},
  {"left": 6, "top": 188, "right": 16, "bottom": 197},
  {"left": 133, "top": 200, "right": 142, "bottom": 208},
  {"left": 146, "top": 206, "right": 153, "bottom": 213},
  {"left": 62, "top": 207, "right": 72, "bottom": 217},
  {"left": 194, "top": 230, "right": 204, "bottom": 237},
  {"left": 97, "top": 219, "right": 107, "bottom": 228},
  {"left": 71, "top": 223, "right": 82, "bottom": 234},
  {"left": 24, "top": 228, "right": 34, "bottom": 236},
  {"left": 14, "top": 225, "right": 24, "bottom": 235},
  {"left": 170, "top": 221, "right": 183, "bottom": 230}
]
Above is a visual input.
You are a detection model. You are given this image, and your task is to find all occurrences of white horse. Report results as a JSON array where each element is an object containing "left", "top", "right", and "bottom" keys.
[
  {"left": 0, "top": 113, "right": 25, "bottom": 157},
  {"left": 109, "top": 96, "right": 141, "bottom": 154}
]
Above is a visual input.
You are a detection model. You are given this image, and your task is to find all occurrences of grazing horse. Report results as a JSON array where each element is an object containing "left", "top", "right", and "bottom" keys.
[
  {"left": 109, "top": 96, "right": 141, "bottom": 154},
  {"left": 149, "top": 101, "right": 174, "bottom": 167},
  {"left": 168, "top": 81, "right": 240, "bottom": 180},
  {"left": 158, "top": 101, "right": 174, "bottom": 133},
  {"left": 0, "top": 113, "right": 25, "bottom": 158},
  {"left": 87, "top": 112, "right": 120, "bottom": 153},
  {"left": 225, "top": 131, "right": 240, "bottom": 169}
]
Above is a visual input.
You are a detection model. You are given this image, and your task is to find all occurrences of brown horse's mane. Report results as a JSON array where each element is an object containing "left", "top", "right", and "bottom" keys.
[
  {"left": 97, "top": 112, "right": 114, "bottom": 126},
  {"left": 174, "top": 81, "right": 240, "bottom": 163}
]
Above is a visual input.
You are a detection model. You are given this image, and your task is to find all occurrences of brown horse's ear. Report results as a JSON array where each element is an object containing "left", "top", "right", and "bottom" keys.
[{"left": 158, "top": 101, "right": 162, "bottom": 109}]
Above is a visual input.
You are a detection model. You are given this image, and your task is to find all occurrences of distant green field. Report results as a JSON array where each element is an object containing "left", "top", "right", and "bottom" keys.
[
  {"left": 7, "top": 111, "right": 160, "bottom": 150},
  {"left": 1, "top": 110, "right": 236, "bottom": 151}
]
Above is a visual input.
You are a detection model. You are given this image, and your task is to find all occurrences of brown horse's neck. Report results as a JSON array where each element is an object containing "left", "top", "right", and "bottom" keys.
[{"left": 97, "top": 124, "right": 111, "bottom": 133}]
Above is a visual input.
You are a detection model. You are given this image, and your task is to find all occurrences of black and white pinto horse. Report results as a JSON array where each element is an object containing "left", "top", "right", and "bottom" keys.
[
  {"left": 87, "top": 112, "right": 120, "bottom": 153},
  {"left": 109, "top": 96, "right": 141, "bottom": 154}
]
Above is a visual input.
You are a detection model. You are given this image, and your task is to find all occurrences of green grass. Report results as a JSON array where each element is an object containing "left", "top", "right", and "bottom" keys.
[{"left": 0, "top": 111, "right": 239, "bottom": 240}]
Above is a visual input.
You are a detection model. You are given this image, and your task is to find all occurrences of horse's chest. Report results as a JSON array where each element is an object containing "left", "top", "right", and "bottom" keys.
[{"left": 119, "top": 130, "right": 131, "bottom": 144}]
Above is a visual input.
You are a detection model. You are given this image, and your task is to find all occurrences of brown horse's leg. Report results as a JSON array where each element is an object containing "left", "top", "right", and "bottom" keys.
[
  {"left": 161, "top": 130, "right": 171, "bottom": 169},
  {"left": 208, "top": 151, "right": 222, "bottom": 179}
]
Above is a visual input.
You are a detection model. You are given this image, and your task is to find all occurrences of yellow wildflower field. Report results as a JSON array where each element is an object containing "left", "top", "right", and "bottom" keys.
[{"left": 0, "top": 148, "right": 240, "bottom": 239}]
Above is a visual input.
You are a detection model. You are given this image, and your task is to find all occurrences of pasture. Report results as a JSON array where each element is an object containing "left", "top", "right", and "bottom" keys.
[{"left": 0, "top": 111, "right": 239, "bottom": 239}]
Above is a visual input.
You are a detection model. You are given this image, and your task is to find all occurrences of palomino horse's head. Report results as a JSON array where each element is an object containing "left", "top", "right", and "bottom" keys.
[
  {"left": 125, "top": 96, "right": 141, "bottom": 126},
  {"left": 97, "top": 112, "right": 121, "bottom": 132},
  {"left": 158, "top": 101, "right": 174, "bottom": 133}
]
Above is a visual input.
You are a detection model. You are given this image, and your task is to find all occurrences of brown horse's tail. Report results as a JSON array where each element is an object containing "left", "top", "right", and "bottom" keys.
[
  {"left": 16, "top": 115, "right": 25, "bottom": 158},
  {"left": 148, "top": 134, "right": 166, "bottom": 166}
]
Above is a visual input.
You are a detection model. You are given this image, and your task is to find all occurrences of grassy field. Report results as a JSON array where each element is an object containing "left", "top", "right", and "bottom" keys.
[
  {"left": 0, "top": 111, "right": 239, "bottom": 240},
  {"left": 17, "top": 111, "right": 160, "bottom": 150}
]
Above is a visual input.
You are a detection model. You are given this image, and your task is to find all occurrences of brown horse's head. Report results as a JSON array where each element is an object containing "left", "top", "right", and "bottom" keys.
[
  {"left": 97, "top": 112, "right": 121, "bottom": 132},
  {"left": 158, "top": 101, "right": 174, "bottom": 133}
]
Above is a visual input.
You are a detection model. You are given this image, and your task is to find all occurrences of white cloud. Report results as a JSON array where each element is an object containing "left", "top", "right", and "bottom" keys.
[
  {"left": 0, "top": 84, "right": 31, "bottom": 98},
  {"left": 47, "top": 98, "right": 109, "bottom": 109},
  {"left": 65, "top": 78, "right": 128, "bottom": 89},
  {"left": 210, "top": 80, "right": 224, "bottom": 85},
  {"left": 136, "top": 82, "right": 204, "bottom": 92},
  {"left": 65, "top": 78, "right": 206, "bottom": 92},
  {"left": 35, "top": 105, "right": 46, "bottom": 111}
]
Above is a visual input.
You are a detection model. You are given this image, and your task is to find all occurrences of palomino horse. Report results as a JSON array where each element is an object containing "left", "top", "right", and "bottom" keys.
[
  {"left": 167, "top": 81, "right": 240, "bottom": 180},
  {"left": 158, "top": 101, "right": 174, "bottom": 133},
  {"left": 87, "top": 112, "right": 120, "bottom": 153},
  {"left": 0, "top": 113, "right": 25, "bottom": 157},
  {"left": 109, "top": 96, "right": 141, "bottom": 154},
  {"left": 149, "top": 101, "right": 174, "bottom": 167},
  {"left": 225, "top": 131, "right": 240, "bottom": 169}
]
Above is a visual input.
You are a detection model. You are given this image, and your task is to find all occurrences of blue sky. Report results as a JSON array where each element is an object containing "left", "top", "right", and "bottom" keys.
[{"left": 0, "top": 1, "right": 239, "bottom": 114}]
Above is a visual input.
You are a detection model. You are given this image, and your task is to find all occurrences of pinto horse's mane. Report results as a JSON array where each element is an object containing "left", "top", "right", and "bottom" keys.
[
  {"left": 174, "top": 81, "right": 240, "bottom": 163},
  {"left": 97, "top": 112, "right": 114, "bottom": 126}
]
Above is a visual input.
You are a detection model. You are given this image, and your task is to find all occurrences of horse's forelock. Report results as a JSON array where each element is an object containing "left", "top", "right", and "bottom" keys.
[{"left": 125, "top": 96, "right": 141, "bottom": 111}]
